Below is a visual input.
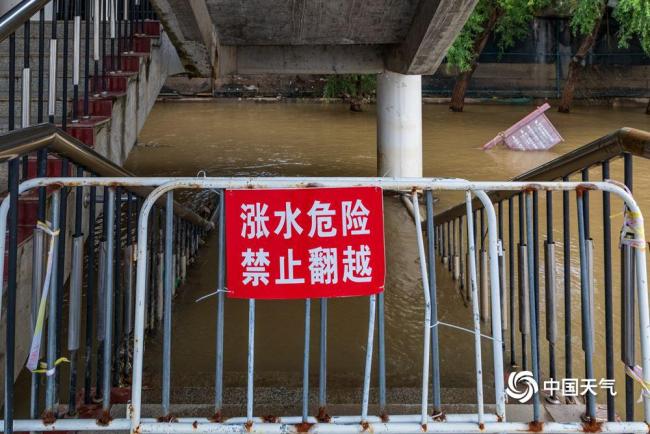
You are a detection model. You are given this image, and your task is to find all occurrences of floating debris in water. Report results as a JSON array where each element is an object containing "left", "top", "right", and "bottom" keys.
[{"left": 482, "top": 103, "right": 563, "bottom": 151}]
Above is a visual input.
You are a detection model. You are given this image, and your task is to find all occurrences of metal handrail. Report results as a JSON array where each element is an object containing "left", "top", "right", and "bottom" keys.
[
  {"left": 435, "top": 127, "right": 650, "bottom": 223},
  {"left": 0, "top": 0, "right": 50, "bottom": 43},
  {"left": 0, "top": 123, "right": 211, "bottom": 228}
]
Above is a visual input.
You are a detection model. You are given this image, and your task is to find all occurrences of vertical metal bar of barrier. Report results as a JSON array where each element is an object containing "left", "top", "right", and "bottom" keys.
[
  {"left": 545, "top": 191, "right": 558, "bottom": 404},
  {"left": 459, "top": 215, "right": 465, "bottom": 291},
  {"left": 361, "top": 295, "right": 377, "bottom": 423},
  {"left": 84, "top": 184, "right": 97, "bottom": 404},
  {"left": 602, "top": 161, "right": 615, "bottom": 421},
  {"left": 319, "top": 298, "right": 328, "bottom": 415},
  {"left": 525, "top": 191, "right": 541, "bottom": 422},
  {"left": 30, "top": 150, "right": 48, "bottom": 422},
  {"left": 473, "top": 190, "right": 506, "bottom": 421},
  {"left": 508, "top": 197, "right": 515, "bottom": 366},
  {"left": 498, "top": 201, "right": 506, "bottom": 353},
  {"left": 162, "top": 192, "right": 173, "bottom": 416},
  {"left": 125, "top": 192, "right": 135, "bottom": 355},
  {"left": 480, "top": 211, "right": 488, "bottom": 323},
  {"left": 113, "top": 188, "right": 123, "bottom": 383},
  {"left": 581, "top": 169, "right": 590, "bottom": 239},
  {"left": 4, "top": 158, "right": 19, "bottom": 434},
  {"left": 102, "top": 187, "right": 116, "bottom": 414},
  {"left": 452, "top": 218, "right": 457, "bottom": 279},
  {"left": 623, "top": 152, "right": 634, "bottom": 421},
  {"left": 377, "top": 291, "right": 386, "bottom": 415},
  {"left": 302, "top": 299, "right": 311, "bottom": 423},
  {"left": 411, "top": 192, "right": 430, "bottom": 427},
  {"left": 532, "top": 191, "right": 539, "bottom": 341},
  {"left": 67, "top": 166, "right": 85, "bottom": 414},
  {"left": 44, "top": 190, "right": 61, "bottom": 417},
  {"left": 576, "top": 191, "right": 596, "bottom": 420},
  {"left": 55, "top": 159, "right": 69, "bottom": 401},
  {"left": 96, "top": 188, "right": 108, "bottom": 398},
  {"left": 425, "top": 190, "right": 441, "bottom": 415},
  {"left": 464, "top": 191, "right": 484, "bottom": 426},
  {"left": 627, "top": 198, "right": 650, "bottom": 424},
  {"left": 562, "top": 176, "right": 572, "bottom": 388},
  {"left": 518, "top": 193, "right": 527, "bottom": 370},
  {"left": 246, "top": 299, "right": 255, "bottom": 423},
  {"left": 214, "top": 191, "right": 225, "bottom": 418}
]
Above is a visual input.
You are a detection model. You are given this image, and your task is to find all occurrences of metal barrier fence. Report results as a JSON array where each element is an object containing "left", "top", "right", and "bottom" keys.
[
  {"left": 0, "top": 176, "right": 647, "bottom": 434},
  {"left": 434, "top": 130, "right": 650, "bottom": 426}
]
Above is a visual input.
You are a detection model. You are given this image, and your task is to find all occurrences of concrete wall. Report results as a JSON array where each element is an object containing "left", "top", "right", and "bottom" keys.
[{"left": 161, "top": 62, "right": 650, "bottom": 100}]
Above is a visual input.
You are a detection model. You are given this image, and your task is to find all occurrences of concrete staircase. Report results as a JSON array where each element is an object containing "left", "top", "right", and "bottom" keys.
[
  {"left": 0, "top": 19, "right": 181, "bottom": 396},
  {"left": 0, "top": 19, "right": 172, "bottom": 247}
]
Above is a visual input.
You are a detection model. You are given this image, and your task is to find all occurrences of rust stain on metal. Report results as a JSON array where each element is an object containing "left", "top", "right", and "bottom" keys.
[
  {"left": 157, "top": 414, "right": 178, "bottom": 423},
  {"left": 192, "top": 420, "right": 198, "bottom": 429},
  {"left": 581, "top": 419, "right": 603, "bottom": 433},
  {"left": 295, "top": 422, "right": 314, "bottom": 433},
  {"left": 262, "top": 414, "right": 278, "bottom": 423},
  {"left": 528, "top": 421, "right": 544, "bottom": 432},
  {"left": 209, "top": 411, "right": 222, "bottom": 423},
  {"left": 96, "top": 410, "right": 113, "bottom": 426},
  {"left": 244, "top": 420, "right": 254, "bottom": 432},
  {"left": 522, "top": 184, "right": 544, "bottom": 193},
  {"left": 379, "top": 411, "right": 390, "bottom": 423},
  {"left": 41, "top": 410, "right": 57, "bottom": 425},
  {"left": 576, "top": 183, "right": 598, "bottom": 196},
  {"left": 316, "top": 407, "right": 331, "bottom": 423}
]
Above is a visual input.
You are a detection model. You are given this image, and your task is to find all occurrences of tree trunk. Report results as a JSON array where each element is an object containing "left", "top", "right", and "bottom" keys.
[
  {"left": 349, "top": 75, "right": 363, "bottom": 112},
  {"left": 450, "top": 68, "right": 476, "bottom": 112},
  {"left": 449, "top": 7, "right": 501, "bottom": 112},
  {"left": 646, "top": 98, "right": 650, "bottom": 115},
  {"left": 558, "top": 6, "right": 606, "bottom": 113}
]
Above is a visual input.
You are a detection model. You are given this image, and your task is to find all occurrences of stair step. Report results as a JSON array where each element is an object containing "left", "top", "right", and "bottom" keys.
[{"left": 60, "top": 115, "right": 111, "bottom": 146}]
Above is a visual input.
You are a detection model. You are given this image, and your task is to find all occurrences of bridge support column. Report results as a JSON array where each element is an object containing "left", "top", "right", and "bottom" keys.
[{"left": 377, "top": 71, "right": 422, "bottom": 177}]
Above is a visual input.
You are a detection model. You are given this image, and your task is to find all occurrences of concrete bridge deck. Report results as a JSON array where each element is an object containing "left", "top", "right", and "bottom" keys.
[{"left": 153, "top": 0, "right": 479, "bottom": 77}]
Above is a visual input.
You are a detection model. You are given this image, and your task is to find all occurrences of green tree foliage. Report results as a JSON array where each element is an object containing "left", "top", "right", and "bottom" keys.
[
  {"left": 614, "top": 0, "right": 650, "bottom": 55},
  {"left": 568, "top": 0, "right": 606, "bottom": 35},
  {"left": 446, "top": 0, "right": 549, "bottom": 73},
  {"left": 323, "top": 74, "right": 377, "bottom": 111},
  {"left": 323, "top": 75, "right": 377, "bottom": 99}
]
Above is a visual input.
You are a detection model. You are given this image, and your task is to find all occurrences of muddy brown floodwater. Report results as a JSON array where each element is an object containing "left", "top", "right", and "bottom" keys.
[{"left": 125, "top": 101, "right": 650, "bottom": 411}]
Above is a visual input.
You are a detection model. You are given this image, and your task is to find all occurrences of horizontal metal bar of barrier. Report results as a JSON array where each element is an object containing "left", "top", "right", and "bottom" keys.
[{"left": 15, "top": 416, "right": 650, "bottom": 434}]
